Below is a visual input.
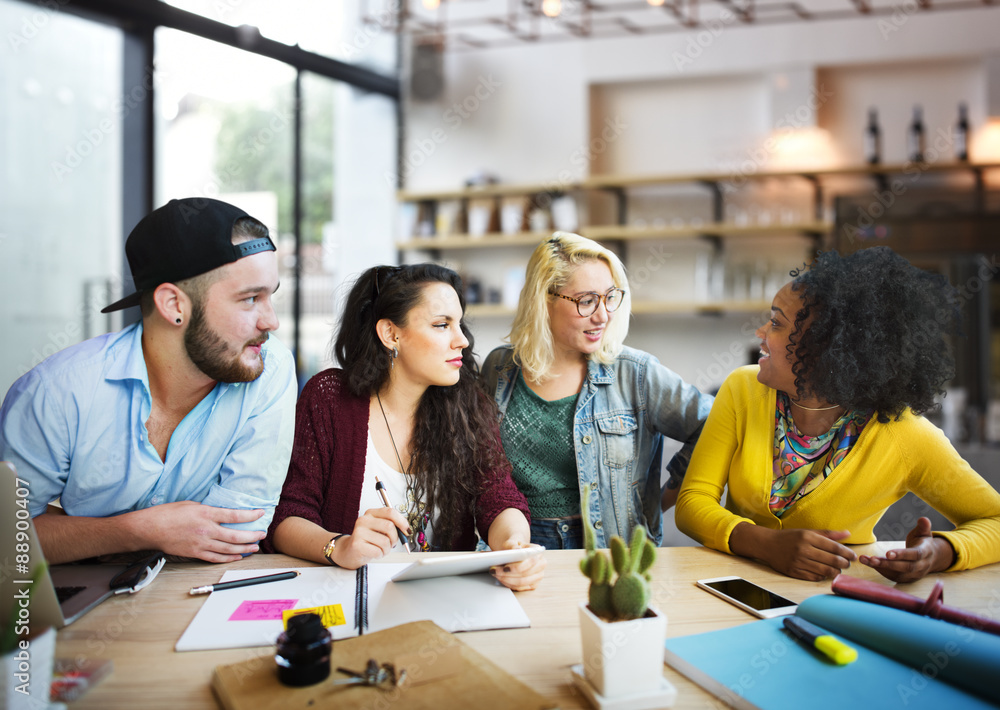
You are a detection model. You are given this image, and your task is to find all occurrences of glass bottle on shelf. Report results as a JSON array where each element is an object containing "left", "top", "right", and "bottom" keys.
[
  {"left": 907, "top": 105, "right": 925, "bottom": 163},
  {"left": 954, "top": 102, "right": 970, "bottom": 162},
  {"left": 864, "top": 108, "right": 881, "bottom": 165}
]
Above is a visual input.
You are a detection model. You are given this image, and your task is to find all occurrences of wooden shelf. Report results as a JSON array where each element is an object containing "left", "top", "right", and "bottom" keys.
[
  {"left": 398, "top": 181, "right": 572, "bottom": 202},
  {"left": 397, "top": 162, "right": 1000, "bottom": 203},
  {"left": 397, "top": 232, "right": 551, "bottom": 250},
  {"left": 581, "top": 162, "right": 1000, "bottom": 189},
  {"left": 397, "top": 223, "right": 830, "bottom": 250},
  {"left": 581, "top": 221, "right": 830, "bottom": 241}
]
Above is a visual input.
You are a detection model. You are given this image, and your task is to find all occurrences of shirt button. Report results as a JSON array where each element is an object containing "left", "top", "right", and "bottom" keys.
[
  {"left": 594, "top": 521, "right": 603, "bottom": 530},
  {"left": 582, "top": 435, "right": 592, "bottom": 444}
]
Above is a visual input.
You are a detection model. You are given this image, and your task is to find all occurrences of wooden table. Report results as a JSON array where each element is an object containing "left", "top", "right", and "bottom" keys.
[{"left": 56, "top": 544, "right": 999, "bottom": 709}]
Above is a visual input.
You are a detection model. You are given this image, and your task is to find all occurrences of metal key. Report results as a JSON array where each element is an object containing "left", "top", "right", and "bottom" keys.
[{"left": 333, "top": 659, "right": 397, "bottom": 688}]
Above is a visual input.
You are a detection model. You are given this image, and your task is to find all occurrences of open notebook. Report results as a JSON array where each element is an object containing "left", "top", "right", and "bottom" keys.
[{"left": 175, "top": 563, "right": 531, "bottom": 651}]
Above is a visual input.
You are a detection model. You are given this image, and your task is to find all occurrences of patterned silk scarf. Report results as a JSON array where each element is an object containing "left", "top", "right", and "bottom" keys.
[{"left": 770, "top": 392, "right": 871, "bottom": 517}]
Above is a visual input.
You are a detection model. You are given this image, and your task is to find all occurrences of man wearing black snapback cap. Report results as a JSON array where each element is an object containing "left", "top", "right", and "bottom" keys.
[{"left": 0, "top": 198, "right": 297, "bottom": 564}]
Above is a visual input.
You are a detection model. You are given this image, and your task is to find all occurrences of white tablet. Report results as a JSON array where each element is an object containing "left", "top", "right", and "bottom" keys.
[{"left": 389, "top": 546, "right": 545, "bottom": 582}]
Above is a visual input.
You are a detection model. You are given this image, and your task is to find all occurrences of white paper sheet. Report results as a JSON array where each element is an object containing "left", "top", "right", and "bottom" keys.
[{"left": 174, "top": 563, "right": 530, "bottom": 652}]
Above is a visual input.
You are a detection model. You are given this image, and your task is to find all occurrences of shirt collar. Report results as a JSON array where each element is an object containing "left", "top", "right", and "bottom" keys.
[
  {"left": 105, "top": 321, "right": 150, "bottom": 389},
  {"left": 586, "top": 357, "right": 616, "bottom": 386}
]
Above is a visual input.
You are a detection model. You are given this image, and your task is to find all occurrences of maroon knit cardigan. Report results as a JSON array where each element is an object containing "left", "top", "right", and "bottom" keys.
[{"left": 263, "top": 369, "right": 529, "bottom": 552}]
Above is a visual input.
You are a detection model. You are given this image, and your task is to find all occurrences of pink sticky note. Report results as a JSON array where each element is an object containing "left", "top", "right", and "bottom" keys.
[{"left": 229, "top": 599, "right": 299, "bottom": 621}]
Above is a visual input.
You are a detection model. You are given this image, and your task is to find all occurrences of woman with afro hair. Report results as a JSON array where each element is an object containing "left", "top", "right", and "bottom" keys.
[{"left": 676, "top": 246, "right": 1000, "bottom": 582}]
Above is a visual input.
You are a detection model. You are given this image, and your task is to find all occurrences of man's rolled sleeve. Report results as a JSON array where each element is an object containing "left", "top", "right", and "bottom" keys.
[{"left": 0, "top": 371, "right": 73, "bottom": 517}]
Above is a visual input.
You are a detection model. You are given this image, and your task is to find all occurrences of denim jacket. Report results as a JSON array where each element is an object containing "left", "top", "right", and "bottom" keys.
[{"left": 482, "top": 345, "right": 713, "bottom": 547}]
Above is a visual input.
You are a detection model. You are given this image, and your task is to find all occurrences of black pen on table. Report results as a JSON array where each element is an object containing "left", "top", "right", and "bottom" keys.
[
  {"left": 375, "top": 475, "right": 412, "bottom": 553},
  {"left": 189, "top": 570, "right": 299, "bottom": 595}
]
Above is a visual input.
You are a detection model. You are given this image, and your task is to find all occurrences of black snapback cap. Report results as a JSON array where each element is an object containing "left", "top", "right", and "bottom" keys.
[{"left": 102, "top": 197, "right": 275, "bottom": 313}]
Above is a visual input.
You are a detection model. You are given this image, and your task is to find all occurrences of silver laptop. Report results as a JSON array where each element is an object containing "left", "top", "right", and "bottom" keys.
[{"left": 1, "top": 461, "right": 128, "bottom": 628}]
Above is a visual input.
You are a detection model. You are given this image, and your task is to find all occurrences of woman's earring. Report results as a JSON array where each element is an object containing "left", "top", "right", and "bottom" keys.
[
  {"left": 392, "top": 346, "right": 399, "bottom": 359},
  {"left": 175, "top": 318, "right": 182, "bottom": 325}
]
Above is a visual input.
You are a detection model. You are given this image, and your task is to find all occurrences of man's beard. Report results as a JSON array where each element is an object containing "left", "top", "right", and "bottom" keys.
[{"left": 184, "top": 302, "right": 266, "bottom": 383}]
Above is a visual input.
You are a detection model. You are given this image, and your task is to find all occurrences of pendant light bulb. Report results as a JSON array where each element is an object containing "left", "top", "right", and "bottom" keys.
[
  {"left": 423, "top": 0, "right": 440, "bottom": 8},
  {"left": 647, "top": 0, "right": 666, "bottom": 5},
  {"left": 541, "top": 0, "right": 561, "bottom": 17}
]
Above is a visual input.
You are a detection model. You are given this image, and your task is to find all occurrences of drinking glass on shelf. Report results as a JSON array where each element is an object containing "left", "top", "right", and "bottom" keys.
[
  {"left": 753, "top": 206, "right": 773, "bottom": 227},
  {"left": 728, "top": 263, "right": 750, "bottom": 302},
  {"left": 726, "top": 203, "right": 749, "bottom": 227},
  {"left": 749, "top": 259, "right": 767, "bottom": 301}
]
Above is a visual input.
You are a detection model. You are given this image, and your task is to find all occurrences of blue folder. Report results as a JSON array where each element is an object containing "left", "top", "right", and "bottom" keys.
[{"left": 663, "top": 595, "right": 1000, "bottom": 710}]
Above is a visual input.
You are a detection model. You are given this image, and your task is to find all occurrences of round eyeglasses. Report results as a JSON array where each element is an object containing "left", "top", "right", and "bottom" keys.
[{"left": 549, "top": 287, "right": 625, "bottom": 317}]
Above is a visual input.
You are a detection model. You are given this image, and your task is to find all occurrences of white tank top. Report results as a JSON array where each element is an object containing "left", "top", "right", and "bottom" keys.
[{"left": 361, "top": 432, "right": 433, "bottom": 550}]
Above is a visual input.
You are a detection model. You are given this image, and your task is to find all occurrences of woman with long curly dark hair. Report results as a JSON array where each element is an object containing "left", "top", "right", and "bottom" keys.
[
  {"left": 676, "top": 247, "right": 1000, "bottom": 583},
  {"left": 265, "top": 264, "right": 544, "bottom": 590}
]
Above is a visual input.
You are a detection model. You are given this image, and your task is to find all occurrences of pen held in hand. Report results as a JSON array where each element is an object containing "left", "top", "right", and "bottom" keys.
[
  {"left": 375, "top": 476, "right": 412, "bottom": 553},
  {"left": 783, "top": 615, "right": 858, "bottom": 665},
  {"left": 189, "top": 570, "right": 300, "bottom": 595}
]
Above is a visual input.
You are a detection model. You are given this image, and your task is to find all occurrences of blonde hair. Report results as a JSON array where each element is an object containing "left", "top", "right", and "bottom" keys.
[{"left": 507, "top": 232, "right": 631, "bottom": 382}]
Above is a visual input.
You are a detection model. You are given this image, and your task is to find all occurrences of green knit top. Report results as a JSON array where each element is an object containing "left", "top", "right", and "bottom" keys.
[{"left": 499, "top": 373, "right": 579, "bottom": 519}]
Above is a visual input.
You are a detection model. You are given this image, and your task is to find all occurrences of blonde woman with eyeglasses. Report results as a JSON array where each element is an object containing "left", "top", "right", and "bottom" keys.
[{"left": 482, "top": 233, "right": 713, "bottom": 549}]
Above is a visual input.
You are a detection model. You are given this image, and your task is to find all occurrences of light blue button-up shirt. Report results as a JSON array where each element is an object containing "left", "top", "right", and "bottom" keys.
[
  {"left": 483, "top": 345, "right": 713, "bottom": 546},
  {"left": 0, "top": 321, "right": 296, "bottom": 533}
]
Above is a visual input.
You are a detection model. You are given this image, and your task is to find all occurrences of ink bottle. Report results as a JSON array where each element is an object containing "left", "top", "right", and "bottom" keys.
[{"left": 275, "top": 613, "right": 332, "bottom": 686}]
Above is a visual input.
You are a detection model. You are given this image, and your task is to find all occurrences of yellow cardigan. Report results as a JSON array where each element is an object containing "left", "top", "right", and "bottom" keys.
[{"left": 675, "top": 366, "right": 1000, "bottom": 571}]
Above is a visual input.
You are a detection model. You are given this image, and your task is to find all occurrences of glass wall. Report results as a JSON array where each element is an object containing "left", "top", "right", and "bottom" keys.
[
  {"left": 154, "top": 28, "right": 297, "bottom": 350},
  {"left": 0, "top": 0, "right": 123, "bottom": 395}
]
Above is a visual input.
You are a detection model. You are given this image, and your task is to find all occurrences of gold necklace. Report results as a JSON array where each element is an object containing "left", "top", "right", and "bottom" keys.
[
  {"left": 375, "top": 392, "right": 410, "bottom": 476},
  {"left": 375, "top": 393, "right": 426, "bottom": 540},
  {"left": 789, "top": 400, "right": 842, "bottom": 412}
]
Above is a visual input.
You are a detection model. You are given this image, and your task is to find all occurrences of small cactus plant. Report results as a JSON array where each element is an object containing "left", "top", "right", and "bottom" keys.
[{"left": 579, "top": 484, "right": 656, "bottom": 622}]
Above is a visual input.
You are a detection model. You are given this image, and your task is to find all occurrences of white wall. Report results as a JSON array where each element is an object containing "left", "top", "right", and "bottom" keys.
[{"left": 399, "top": 8, "right": 1000, "bottom": 389}]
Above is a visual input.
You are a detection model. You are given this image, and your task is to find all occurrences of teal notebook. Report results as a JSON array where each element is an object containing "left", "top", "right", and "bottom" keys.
[{"left": 663, "top": 595, "right": 1000, "bottom": 710}]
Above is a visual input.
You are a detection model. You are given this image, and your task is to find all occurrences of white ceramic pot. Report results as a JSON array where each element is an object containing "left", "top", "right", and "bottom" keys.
[
  {"left": 1, "top": 625, "right": 56, "bottom": 710},
  {"left": 578, "top": 601, "right": 667, "bottom": 699}
]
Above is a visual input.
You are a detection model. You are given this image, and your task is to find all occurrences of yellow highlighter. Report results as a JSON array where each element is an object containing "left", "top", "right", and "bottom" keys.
[{"left": 783, "top": 615, "right": 858, "bottom": 665}]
